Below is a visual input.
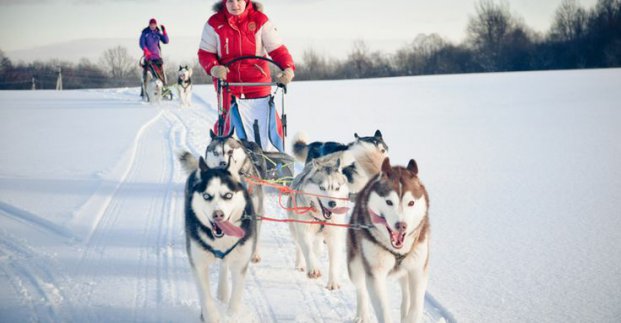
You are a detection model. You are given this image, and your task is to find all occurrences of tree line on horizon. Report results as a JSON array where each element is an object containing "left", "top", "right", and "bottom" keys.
[{"left": 0, "top": 0, "right": 619, "bottom": 90}]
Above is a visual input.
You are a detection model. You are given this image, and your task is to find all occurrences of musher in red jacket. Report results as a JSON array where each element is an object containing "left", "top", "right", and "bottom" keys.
[{"left": 198, "top": 0, "right": 295, "bottom": 152}]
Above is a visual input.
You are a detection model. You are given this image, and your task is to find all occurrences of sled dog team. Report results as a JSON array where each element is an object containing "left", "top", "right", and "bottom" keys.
[{"left": 178, "top": 129, "right": 430, "bottom": 323}]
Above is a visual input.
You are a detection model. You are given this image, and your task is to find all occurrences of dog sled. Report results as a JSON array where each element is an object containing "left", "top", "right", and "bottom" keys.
[
  {"left": 217, "top": 55, "right": 295, "bottom": 186},
  {"left": 140, "top": 57, "right": 174, "bottom": 101}
]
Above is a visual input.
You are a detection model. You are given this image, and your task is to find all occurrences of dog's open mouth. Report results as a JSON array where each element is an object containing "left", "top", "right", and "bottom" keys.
[
  {"left": 369, "top": 209, "right": 405, "bottom": 249},
  {"left": 209, "top": 220, "right": 246, "bottom": 238},
  {"left": 319, "top": 201, "right": 350, "bottom": 220},
  {"left": 386, "top": 225, "right": 406, "bottom": 249},
  {"left": 319, "top": 201, "right": 332, "bottom": 220},
  {"left": 210, "top": 221, "right": 225, "bottom": 238}
]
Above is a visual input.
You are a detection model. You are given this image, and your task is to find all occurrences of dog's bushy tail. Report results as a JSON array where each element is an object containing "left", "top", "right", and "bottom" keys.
[
  {"left": 292, "top": 132, "right": 309, "bottom": 163},
  {"left": 178, "top": 151, "right": 199, "bottom": 174}
]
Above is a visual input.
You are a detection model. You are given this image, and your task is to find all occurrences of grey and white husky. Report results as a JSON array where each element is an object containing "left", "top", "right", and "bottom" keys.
[
  {"left": 177, "top": 65, "right": 193, "bottom": 107},
  {"left": 347, "top": 158, "right": 430, "bottom": 323},
  {"left": 293, "top": 130, "right": 389, "bottom": 195},
  {"left": 287, "top": 156, "right": 351, "bottom": 290},
  {"left": 180, "top": 155, "right": 257, "bottom": 323},
  {"left": 204, "top": 129, "right": 265, "bottom": 263}
]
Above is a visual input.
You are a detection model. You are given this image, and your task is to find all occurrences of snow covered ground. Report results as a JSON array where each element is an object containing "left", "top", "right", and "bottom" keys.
[{"left": 1, "top": 68, "right": 620, "bottom": 322}]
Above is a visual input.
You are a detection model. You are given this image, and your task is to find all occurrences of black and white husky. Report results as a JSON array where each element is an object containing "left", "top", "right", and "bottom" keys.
[
  {"left": 177, "top": 65, "right": 192, "bottom": 107},
  {"left": 204, "top": 130, "right": 265, "bottom": 263},
  {"left": 293, "top": 130, "right": 389, "bottom": 195},
  {"left": 287, "top": 156, "right": 351, "bottom": 290},
  {"left": 347, "top": 158, "right": 430, "bottom": 323},
  {"left": 179, "top": 154, "right": 257, "bottom": 323},
  {"left": 143, "top": 74, "right": 163, "bottom": 104}
]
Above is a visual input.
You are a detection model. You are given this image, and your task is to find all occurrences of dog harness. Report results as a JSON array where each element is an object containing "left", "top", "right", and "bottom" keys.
[{"left": 177, "top": 77, "right": 192, "bottom": 90}]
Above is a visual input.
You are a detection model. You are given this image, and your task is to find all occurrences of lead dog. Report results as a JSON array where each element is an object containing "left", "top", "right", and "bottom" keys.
[
  {"left": 180, "top": 154, "right": 257, "bottom": 323},
  {"left": 293, "top": 130, "right": 388, "bottom": 195},
  {"left": 177, "top": 65, "right": 193, "bottom": 107},
  {"left": 203, "top": 130, "right": 265, "bottom": 263},
  {"left": 287, "top": 156, "right": 351, "bottom": 290},
  {"left": 347, "top": 158, "right": 430, "bottom": 323}
]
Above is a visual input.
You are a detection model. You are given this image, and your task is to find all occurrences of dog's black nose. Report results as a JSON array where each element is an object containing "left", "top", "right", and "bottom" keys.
[
  {"left": 395, "top": 221, "right": 407, "bottom": 232},
  {"left": 328, "top": 200, "right": 337, "bottom": 208},
  {"left": 213, "top": 210, "right": 225, "bottom": 221}
]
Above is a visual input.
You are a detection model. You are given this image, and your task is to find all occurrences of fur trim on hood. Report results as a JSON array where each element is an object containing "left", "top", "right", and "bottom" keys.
[{"left": 213, "top": 1, "right": 263, "bottom": 12}]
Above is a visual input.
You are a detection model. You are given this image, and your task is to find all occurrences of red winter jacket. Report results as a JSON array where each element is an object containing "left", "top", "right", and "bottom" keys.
[{"left": 198, "top": 0, "right": 295, "bottom": 101}]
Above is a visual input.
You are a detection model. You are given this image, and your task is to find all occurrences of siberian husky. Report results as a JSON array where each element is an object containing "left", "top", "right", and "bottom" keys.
[
  {"left": 179, "top": 154, "right": 257, "bottom": 323},
  {"left": 347, "top": 157, "right": 430, "bottom": 323},
  {"left": 293, "top": 130, "right": 389, "bottom": 195},
  {"left": 287, "top": 156, "right": 351, "bottom": 290},
  {"left": 177, "top": 65, "right": 193, "bottom": 107},
  {"left": 204, "top": 129, "right": 265, "bottom": 263},
  {"left": 144, "top": 76, "right": 163, "bottom": 104}
]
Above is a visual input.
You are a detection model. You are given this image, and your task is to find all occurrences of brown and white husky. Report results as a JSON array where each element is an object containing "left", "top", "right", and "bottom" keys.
[{"left": 347, "top": 157, "right": 430, "bottom": 323}]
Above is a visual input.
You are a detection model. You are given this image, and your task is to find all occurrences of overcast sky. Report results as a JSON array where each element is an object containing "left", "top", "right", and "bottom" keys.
[{"left": 0, "top": 0, "right": 600, "bottom": 61}]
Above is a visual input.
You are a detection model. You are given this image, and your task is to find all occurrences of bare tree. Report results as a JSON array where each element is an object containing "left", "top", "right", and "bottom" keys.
[
  {"left": 550, "top": 0, "right": 588, "bottom": 42},
  {"left": 100, "top": 46, "right": 137, "bottom": 81},
  {"left": 466, "top": 0, "right": 515, "bottom": 71},
  {"left": 348, "top": 40, "right": 373, "bottom": 78}
]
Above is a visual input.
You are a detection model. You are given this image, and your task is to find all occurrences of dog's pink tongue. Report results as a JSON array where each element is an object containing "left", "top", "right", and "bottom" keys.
[
  {"left": 330, "top": 207, "right": 350, "bottom": 215},
  {"left": 369, "top": 209, "right": 386, "bottom": 225},
  {"left": 217, "top": 221, "right": 245, "bottom": 238},
  {"left": 391, "top": 231, "right": 405, "bottom": 246}
]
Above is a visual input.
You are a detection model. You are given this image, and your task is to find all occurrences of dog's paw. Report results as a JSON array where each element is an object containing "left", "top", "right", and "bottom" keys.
[
  {"left": 251, "top": 254, "right": 262, "bottom": 263},
  {"left": 326, "top": 280, "right": 341, "bottom": 290},
  {"left": 307, "top": 269, "right": 322, "bottom": 279},
  {"left": 352, "top": 315, "right": 371, "bottom": 323},
  {"left": 201, "top": 312, "right": 221, "bottom": 323}
]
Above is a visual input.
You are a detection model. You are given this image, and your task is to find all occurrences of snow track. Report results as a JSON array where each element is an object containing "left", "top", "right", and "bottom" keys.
[{"left": 0, "top": 88, "right": 453, "bottom": 322}]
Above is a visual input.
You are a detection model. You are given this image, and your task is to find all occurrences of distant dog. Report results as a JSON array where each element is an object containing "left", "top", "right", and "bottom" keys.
[
  {"left": 177, "top": 65, "right": 193, "bottom": 107},
  {"left": 287, "top": 156, "right": 351, "bottom": 290},
  {"left": 144, "top": 76, "right": 163, "bottom": 104},
  {"left": 179, "top": 154, "right": 257, "bottom": 323},
  {"left": 204, "top": 130, "right": 265, "bottom": 263},
  {"left": 347, "top": 158, "right": 430, "bottom": 323},
  {"left": 293, "top": 130, "right": 389, "bottom": 195}
]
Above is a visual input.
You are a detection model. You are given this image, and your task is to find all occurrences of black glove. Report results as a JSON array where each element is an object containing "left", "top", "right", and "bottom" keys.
[{"left": 161, "top": 25, "right": 166, "bottom": 33}]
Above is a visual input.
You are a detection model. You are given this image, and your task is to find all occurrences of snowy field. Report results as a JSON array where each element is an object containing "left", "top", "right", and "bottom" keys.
[{"left": 1, "top": 68, "right": 620, "bottom": 322}]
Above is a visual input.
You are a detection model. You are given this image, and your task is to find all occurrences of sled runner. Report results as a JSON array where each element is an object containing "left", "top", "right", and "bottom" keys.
[{"left": 217, "top": 55, "right": 294, "bottom": 185}]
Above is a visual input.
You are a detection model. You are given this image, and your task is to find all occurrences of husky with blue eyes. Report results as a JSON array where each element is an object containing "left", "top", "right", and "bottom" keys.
[
  {"left": 203, "top": 129, "right": 266, "bottom": 264},
  {"left": 180, "top": 154, "right": 256, "bottom": 323},
  {"left": 347, "top": 157, "right": 430, "bottom": 323}
]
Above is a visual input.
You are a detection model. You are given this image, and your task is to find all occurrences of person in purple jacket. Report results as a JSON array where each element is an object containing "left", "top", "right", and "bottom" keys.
[{"left": 139, "top": 18, "right": 169, "bottom": 91}]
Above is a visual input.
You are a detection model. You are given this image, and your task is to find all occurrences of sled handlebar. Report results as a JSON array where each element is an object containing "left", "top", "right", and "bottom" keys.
[
  {"left": 220, "top": 56, "right": 287, "bottom": 90},
  {"left": 223, "top": 55, "right": 284, "bottom": 71}
]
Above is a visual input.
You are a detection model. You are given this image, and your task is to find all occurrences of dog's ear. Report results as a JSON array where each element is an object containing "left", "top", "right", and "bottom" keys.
[
  {"left": 407, "top": 159, "right": 418, "bottom": 175},
  {"left": 354, "top": 133, "right": 360, "bottom": 140},
  {"left": 209, "top": 129, "right": 217, "bottom": 139},
  {"left": 374, "top": 130, "right": 383, "bottom": 138},
  {"left": 185, "top": 65, "right": 189, "bottom": 69},
  {"left": 199, "top": 156, "right": 209, "bottom": 172},
  {"left": 380, "top": 157, "right": 391, "bottom": 175},
  {"left": 179, "top": 65, "right": 183, "bottom": 71}
]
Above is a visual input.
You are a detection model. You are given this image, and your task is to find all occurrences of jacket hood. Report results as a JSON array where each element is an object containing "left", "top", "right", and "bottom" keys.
[{"left": 213, "top": 1, "right": 263, "bottom": 13}]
